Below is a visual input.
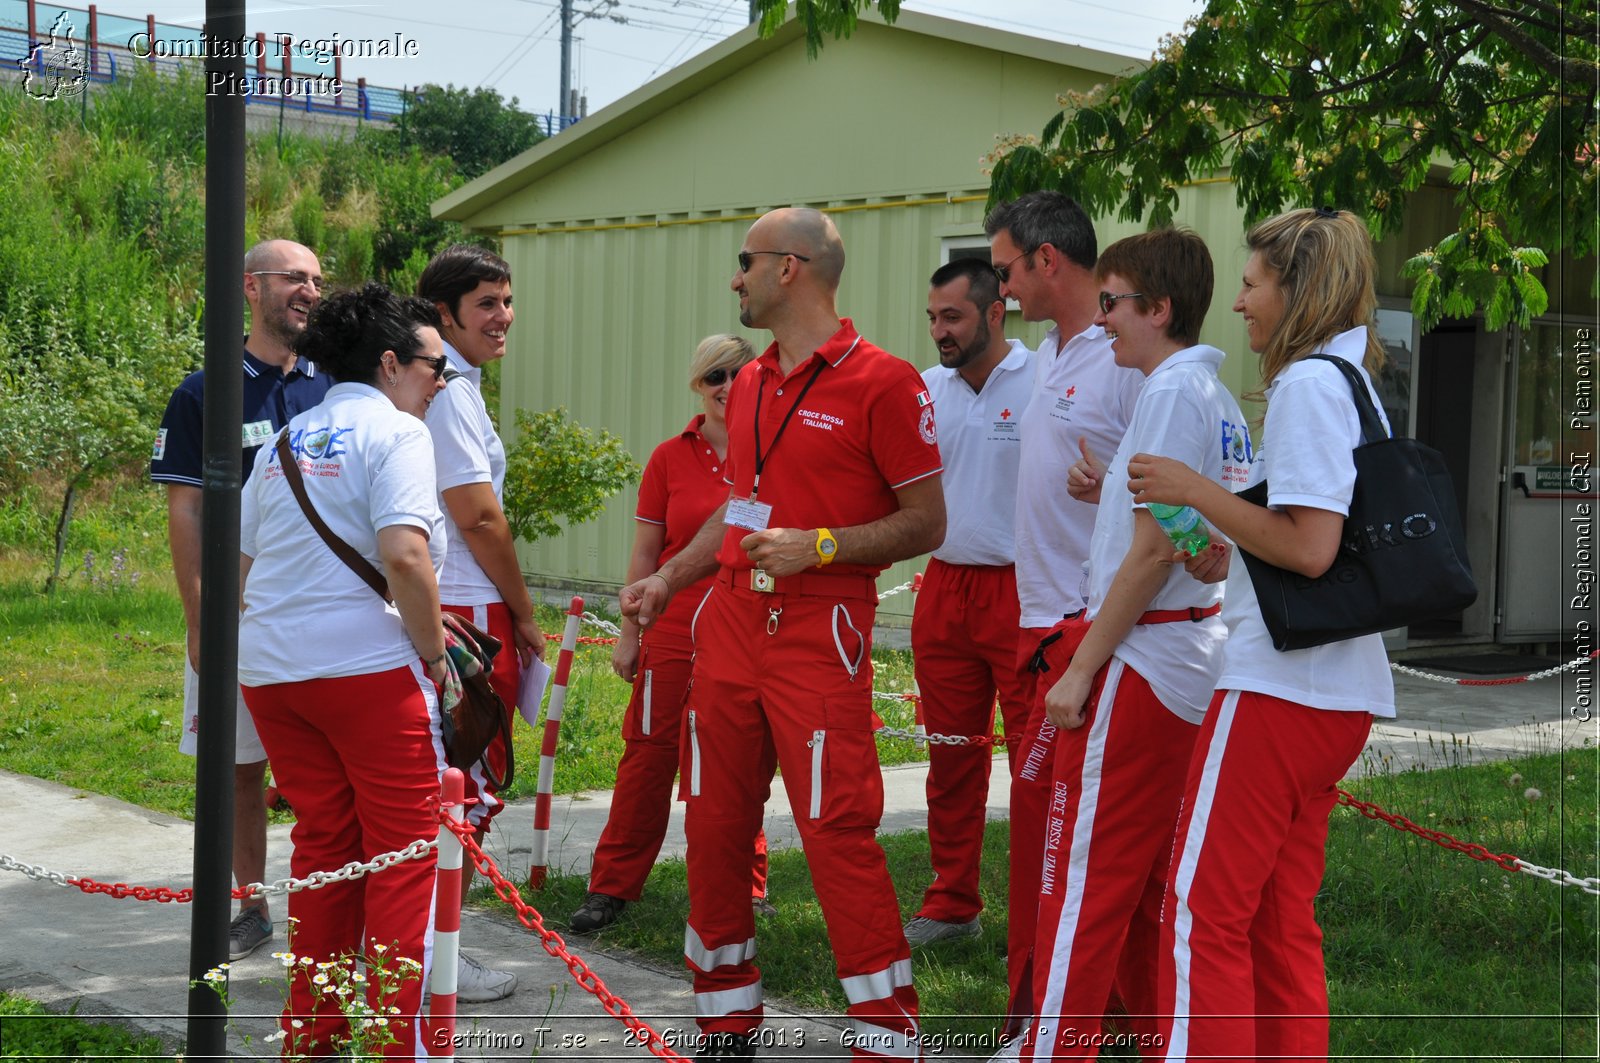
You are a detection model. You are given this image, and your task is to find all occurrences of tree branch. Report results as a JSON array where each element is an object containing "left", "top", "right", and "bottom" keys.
[{"left": 1452, "top": 0, "right": 1597, "bottom": 83}]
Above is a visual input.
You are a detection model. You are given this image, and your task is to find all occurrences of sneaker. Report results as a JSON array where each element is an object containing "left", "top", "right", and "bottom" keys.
[
  {"left": 751, "top": 896, "right": 777, "bottom": 918},
  {"left": 697, "top": 1032, "right": 758, "bottom": 1060},
  {"left": 228, "top": 907, "right": 273, "bottom": 960},
  {"left": 902, "top": 915, "right": 981, "bottom": 946},
  {"left": 569, "top": 892, "right": 627, "bottom": 933},
  {"left": 456, "top": 951, "right": 517, "bottom": 1003}
]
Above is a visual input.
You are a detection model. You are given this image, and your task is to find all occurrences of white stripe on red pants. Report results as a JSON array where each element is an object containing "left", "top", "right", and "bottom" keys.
[
  {"left": 1026, "top": 653, "right": 1197, "bottom": 1061},
  {"left": 441, "top": 602, "right": 521, "bottom": 831},
  {"left": 682, "top": 578, "right": 920, "bottom": 1056},
  {"left": 588, "top": 622, "right": 769, "bottom": 901},
  {"left": 242, "top": 662, "right": 443, "bottom": 1060},
  {"left": 1157, "top": 690, "right": 1372, "bottom": 1062},
  {"left": 1005, "top": 617, "right": 1083, "bottom": 1032},
  {"left": 910, "top": 559, "right": 1029, "bottom": 924}
]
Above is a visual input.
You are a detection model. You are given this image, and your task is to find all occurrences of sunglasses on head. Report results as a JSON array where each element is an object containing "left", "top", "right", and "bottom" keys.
[
  {"left": 1098, "top": 291, "right": 1144, "bottom": 315},
  {"left": 401, "top": 352, "right": 449, "bottom": 380},
  {"left": 702, "top": 367, "right": 734, "bottom": 386},
  {"left": 737, "top": 250, "right": 811, "bottom": 273}
]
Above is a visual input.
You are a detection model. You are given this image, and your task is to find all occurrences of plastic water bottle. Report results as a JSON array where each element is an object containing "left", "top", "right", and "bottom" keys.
[{"left": 1148, "top": 503, "right": 1210, "bottom": 556}]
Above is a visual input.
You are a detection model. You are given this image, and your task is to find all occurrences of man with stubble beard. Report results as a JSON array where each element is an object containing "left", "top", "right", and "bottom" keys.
[{"left": 150, "top": 239, "right": 330, "bottom": 960}]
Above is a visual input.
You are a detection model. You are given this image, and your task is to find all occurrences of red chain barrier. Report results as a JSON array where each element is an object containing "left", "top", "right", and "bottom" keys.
[
  {"left": 1334, "top": 788, "right": 1522, "bottom": 872},
  {"left": 544, "top": 632, "right": 618, "bottom": 646},
  {"left": 438, "top": 811, "right": 691, "bottom": 1063},
  {"left": 67, "top": 880, "right": 195, "bottom": 903}
]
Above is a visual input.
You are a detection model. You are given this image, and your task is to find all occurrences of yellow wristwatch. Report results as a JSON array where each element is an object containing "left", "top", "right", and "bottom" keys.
[{"left": 815, "top": 527, "right": 839, "bottom": 566}]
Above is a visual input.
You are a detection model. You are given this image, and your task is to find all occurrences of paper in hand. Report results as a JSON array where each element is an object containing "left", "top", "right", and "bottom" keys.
[{"left": 516, "top": 656, "right": 552, "bottom": 727}]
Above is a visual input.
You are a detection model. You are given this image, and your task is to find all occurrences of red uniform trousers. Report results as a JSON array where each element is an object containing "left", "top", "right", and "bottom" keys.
[
  {"left": 910, "top": 559, "right": 1029, "bottom": 923},
  {"left": 242, "top": 664, "right": 442, "bottom": 1060},
  {"left": 588, "top": 618, "right": 769, "bottom": 901},
  {"left": 1005, "top": 619, "right": 1075, "bottom": 1033},
  {"left": 1156, "top": 690, "right": 1372, "bottom": 1063},
  {"left": 1025, "top": 647, "right": 1198, "bottom": 1062},
  {"left": 683, "top": 572, "right": 920, "bottom": 1057},
  {"left": 441, "top": 602, "right": 521, "bottom": 831}
]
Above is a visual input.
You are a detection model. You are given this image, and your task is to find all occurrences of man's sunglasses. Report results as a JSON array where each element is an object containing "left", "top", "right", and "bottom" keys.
[
  {"left": 249, "top": 269, "right": 325, "bottom": 292},
  {"left": 1098, "top": 291, "right": 1144, "bottom": 315},
  {"left": 402, "top": 353, "right": 449, "bottom": 380},
  {"left": 737, "top": 250, "right": 811, "bottom": 273},
  {"left": 992, "top": 249, "right": 1034, "bottom": 285}
]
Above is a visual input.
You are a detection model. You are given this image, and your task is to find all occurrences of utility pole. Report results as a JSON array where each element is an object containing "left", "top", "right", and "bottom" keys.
[{"left": 559, "top": 0, "right": 572, "bottom": 127}]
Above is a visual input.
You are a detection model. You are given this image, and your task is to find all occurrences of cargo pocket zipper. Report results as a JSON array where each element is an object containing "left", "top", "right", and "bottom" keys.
[{"left": 807, "top": 729, "right": 825, "bottom": 819}]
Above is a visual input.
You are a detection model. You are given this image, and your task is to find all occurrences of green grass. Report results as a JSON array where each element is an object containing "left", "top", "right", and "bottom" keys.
[
  {"left": 0, "top": 994, "right": 171, "bottom": 1062},
  {"left": 521, "top": 748, "right": 1598, "bottom": 1060}
]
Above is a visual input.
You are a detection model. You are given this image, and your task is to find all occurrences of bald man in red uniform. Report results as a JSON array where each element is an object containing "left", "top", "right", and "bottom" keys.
[{"left": 622, "top": 207, "right": 945, "bottom": 1061}]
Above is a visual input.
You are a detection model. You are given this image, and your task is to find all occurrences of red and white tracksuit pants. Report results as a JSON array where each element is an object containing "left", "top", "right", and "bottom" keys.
[
  {"left": 242, "top": 663, "right": 443, "bottom": 1060},
  {"left": 1004, "top": 618, "right": 1078, "bottom": 1032},
  {"left": 588, "top": 620, "right": 769, "bottom": 901},
  {"left": 909, "top": 559, "right": 1029, "bottom": 924},
  {"left": 1025, "top": 644, "right": 1197, "bottom": 1061},
  {"left": 441, "top": 602, "right": 522, "bottom": 831},
  {"left": 683, "top": 573, "right": 920, "bottom": 1057},
  {"left": 1156, "top": 690, "right": 1372, "bottom": 1063}
]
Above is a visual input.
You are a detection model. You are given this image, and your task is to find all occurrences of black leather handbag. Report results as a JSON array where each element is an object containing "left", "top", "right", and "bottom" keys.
[{"left": 1237, "top": 355, "right": 1477, "bottom": 651}]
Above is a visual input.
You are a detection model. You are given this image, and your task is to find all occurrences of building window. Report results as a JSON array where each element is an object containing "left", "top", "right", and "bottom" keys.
[{"left": 938, "top": 236, "right": 1017, "bottom": 310}]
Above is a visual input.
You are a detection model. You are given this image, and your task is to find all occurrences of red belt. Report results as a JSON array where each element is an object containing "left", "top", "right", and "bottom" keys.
[
  {"left": 717, "top": 566, "right": 878, "bottom": 602},
  {"left": 1061, "top": 603, "right": 1221, "bottom": 625}
]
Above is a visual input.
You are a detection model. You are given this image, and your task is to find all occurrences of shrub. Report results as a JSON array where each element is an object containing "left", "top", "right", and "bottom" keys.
[{"left": 502, "top": 408, "right": 641, "bottom": 544}]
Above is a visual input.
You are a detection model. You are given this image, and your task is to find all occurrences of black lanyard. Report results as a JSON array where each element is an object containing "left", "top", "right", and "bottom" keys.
[{"left": 750, "top": 357, "right": 827, "bottom": 500}]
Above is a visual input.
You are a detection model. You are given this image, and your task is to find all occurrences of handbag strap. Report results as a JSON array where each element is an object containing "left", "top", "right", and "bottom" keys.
[
  {"left": 1303, "top": 353, "right": 1389, "bottom": 444},
  {"left": 274, "top": 429, "right": 393, "bottom": 603}
]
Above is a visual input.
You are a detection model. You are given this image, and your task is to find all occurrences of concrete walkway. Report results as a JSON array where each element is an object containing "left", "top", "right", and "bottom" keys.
[{"left": 0, "top": 662, "right": 1591, "bottom": 1060}]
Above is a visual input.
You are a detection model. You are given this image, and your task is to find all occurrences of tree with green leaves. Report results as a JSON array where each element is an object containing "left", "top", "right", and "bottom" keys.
[
  {"left": 757, "top": 0, "right": 1596, "bottom": 331},
  {"left": 395, "top": 83, "right": 548, "bottom": 182},
  {"left": 502, "top": 407, "right": 641, "bottom": 544}
]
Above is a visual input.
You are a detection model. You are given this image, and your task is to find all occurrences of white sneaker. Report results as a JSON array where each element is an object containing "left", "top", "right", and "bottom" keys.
[{"left": 455, "top": 951, "right": 517, "bottom": 1003}]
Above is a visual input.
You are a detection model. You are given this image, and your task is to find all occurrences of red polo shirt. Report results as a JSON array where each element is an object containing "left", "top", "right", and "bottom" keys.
[
  {"left": 715, "top": 319, "right": 943, "bottom": 579},
  {"left": 637, "top": 414, "right": 729, "bottom": 636}
]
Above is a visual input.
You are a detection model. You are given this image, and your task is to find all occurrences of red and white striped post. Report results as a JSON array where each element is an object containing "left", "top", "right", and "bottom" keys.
[
  {"left": 528, "top": 596, "right": 583, "bottom": 890},
  {"left": 425, "top": 768, "right": 465, "bottom": 1059},
  {"left": 911, "top": 572, "right": 926, "bottom": 741}
]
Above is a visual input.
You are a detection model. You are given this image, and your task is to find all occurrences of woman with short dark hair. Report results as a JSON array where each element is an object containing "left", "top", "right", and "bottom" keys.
[{"left": 239, "top": 282, "right": 450, "bottom": 1059}]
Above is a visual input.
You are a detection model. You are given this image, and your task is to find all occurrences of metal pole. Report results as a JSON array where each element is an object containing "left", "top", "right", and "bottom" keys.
[
  {"left": 559, "top": 0, "right": 572, "bottom": 127},
  {"left": 187, "top": 2, "right": 245, "bottom": 1058}
]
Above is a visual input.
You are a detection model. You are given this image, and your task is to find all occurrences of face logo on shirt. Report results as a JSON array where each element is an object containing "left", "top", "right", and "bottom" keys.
[
  {"left": 290, "top": 425, "right": 352, "bottom": 460},
  {"left": 919, "top": 406, "right": 938, "bottom": 445}
]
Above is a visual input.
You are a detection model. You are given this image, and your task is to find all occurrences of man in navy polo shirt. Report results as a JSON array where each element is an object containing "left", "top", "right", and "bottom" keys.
[{"left": 150, "top": 239, "right": 330, "bottom": 960}]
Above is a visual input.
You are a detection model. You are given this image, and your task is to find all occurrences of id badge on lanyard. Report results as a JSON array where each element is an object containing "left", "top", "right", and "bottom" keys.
[{"left": 724, "top": 496, "right": 773, "bottom": 532}]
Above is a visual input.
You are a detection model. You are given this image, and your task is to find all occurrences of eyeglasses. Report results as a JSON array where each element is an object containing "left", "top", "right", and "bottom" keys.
[
  {"left": 702, "top": 367, "right": 735, "bottom": 387},
  {"left": 737, "top": 250, "right": 811, "bottom": 273},
  {"left": 992, "top": 248, "right": 1034, "bottom": 284},
  {"left": 249, "top": 269, "right": 325, "bottom": 292},
  {"left": 401, "top": 352, "right": 449, "bottom": 380},
  {"left": 1098, "top": 291, "right": 1144, "bottom": 315}
]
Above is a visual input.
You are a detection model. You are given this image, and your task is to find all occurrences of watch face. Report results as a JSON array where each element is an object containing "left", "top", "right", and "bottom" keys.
[{"left": 819, "top": 537, "right": 837, "bottom": 556}]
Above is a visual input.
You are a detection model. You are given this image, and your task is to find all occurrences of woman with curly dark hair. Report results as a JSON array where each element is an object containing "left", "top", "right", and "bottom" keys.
[{"left": 238, "top": 282, "right": 450, "bottom": 1059}]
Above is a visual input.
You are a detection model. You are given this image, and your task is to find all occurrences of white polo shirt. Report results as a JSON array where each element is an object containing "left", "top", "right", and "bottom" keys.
[
  {"left": 1085, "top": 345, "right": 1252, "bottom": 723},
  {"left": 239, "top": 383, "right": 446, "bottom": 686},
  {"left": 1014, "top": 323, "right": 1144, "bottom": 627},
  {"left": 425, "top": 341, "right": 506, "bottom": 606},
  {"left": 921, "top": 339, "right": 1035, "bottom": 567},
  {"left": 1215, "top": 326, "right": 1396, "bottom": 717}
]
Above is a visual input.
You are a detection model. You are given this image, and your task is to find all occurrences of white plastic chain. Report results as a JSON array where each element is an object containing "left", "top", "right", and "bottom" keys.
[
  {"left": 1512, "top": 858, "right": 1600, "bottom": 896},
  {"left": 877, "top": 579, "right": 914, "bottom": 602},
  {"left": 580, "top": 611, "right": 623, "bottom": 638},
  {"left": 239, "top": 838, "right": 438, "bottom": 899},
  {"left": 0, "top": 853, "right": 73, "bottom": 887},
  {"left": 1389, "top": 654, "right": 1594, "bottom": 685}
]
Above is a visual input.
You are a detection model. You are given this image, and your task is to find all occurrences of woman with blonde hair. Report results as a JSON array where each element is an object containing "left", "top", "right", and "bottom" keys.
[
  {"left": 570, "top": 334, "right": 770, "bottom": 933},
  {"left": 1125, "top": 208, "right": 1395, "bottom": 1062}
]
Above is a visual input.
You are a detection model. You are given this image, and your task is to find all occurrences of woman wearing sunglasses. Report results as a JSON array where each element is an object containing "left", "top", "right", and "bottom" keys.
[
  {"left": 1126, "top": 209, "right": 1395, "bottom": 1062},
  {"left": 570, "top": 333, "right": 770, "bottom": 933},
  {"left": 417, "top": 244, "right": 546, "bottom": 1003},
  {"left": 238, "top": 282, "right": 450, "bottom": 1058}
]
